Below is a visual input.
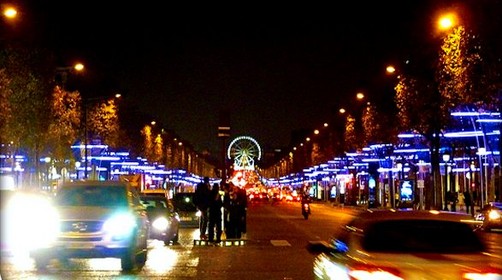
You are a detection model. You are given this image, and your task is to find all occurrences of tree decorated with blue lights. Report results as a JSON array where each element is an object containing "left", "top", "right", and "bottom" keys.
[{"left": 394, "top": 10, "right": 500, "bottom": 209}]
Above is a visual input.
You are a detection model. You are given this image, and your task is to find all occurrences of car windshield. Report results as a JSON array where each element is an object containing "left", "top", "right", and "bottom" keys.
[
  {"left": 362, "top": 219, "right": 485, "bottom": 253},
  {"left": 55, "top": 185, "right": 128, "bottom": 207},
  {"left": 172, "top": 193, "right": 197, "bottom": 212},
  {"left": 140, "top": 197, "right": 167, "bottom": 209}
]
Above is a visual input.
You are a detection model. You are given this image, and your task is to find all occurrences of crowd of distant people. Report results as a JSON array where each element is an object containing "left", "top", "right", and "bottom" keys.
[{"left": 193, "top": 177, "right": 247, "bottom": 244}]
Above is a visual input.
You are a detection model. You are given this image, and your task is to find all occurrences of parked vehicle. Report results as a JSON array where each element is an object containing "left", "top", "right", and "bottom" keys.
[
  {"left": 30, "top": 180, "right": 149, "bottom": 272},
  {"left": 171, "top": 192, "right": 200, "bottom": 228},
  {"left": 308, "top": 209, "right": 501, "bottom": 280},
  {"left": 140, "top": 189, "right": 169, "bottom": 198},
  {"left": 139, "top": 195, "right": 180, "bottom": 245},
  {"left": 475, "top": 201, "right": 502, "bottom": 231}
]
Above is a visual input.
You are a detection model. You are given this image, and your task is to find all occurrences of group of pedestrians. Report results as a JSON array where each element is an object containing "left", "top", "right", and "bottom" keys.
[{"left": 193, "top": 177, "right": 247, "bottom": 244}]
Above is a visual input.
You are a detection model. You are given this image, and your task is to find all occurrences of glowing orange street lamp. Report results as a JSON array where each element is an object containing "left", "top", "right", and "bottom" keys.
[{"left": 2, "top": 5, "right": 17, "bottom": 19}]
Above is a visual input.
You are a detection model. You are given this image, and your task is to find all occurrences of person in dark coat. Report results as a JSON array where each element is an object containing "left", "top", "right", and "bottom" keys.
[
  {"left": 207, "top": 183, "right": 223, "bottom": 244},
  {"left": 236, "top": 186, "right": 248, "bottom": 237},
  {"left": 194, "top": 177, "right": 211, "bottom": 239},
  {"left": 224, "top": 185, "right": 240, "bottom": 239}
]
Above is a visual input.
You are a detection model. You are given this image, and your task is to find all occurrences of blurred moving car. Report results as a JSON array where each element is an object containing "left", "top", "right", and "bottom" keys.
[
  {"left": 139, "top": 195, "right": 180, "bottom": 245},
  {"left": 30, "top": 180, "right": 149, "bottom": 272},
  {"left": 475, "top": 202, "right": 502, "bottom": 231},
  {"left": 171, "top": 192, "right": 200, "bottom": 228},
  {"left": 248, "top": 191, "right": 268, "bottom": 202},
  {"left": 308, "top": 209, "right": 501, "bottom": 280}
]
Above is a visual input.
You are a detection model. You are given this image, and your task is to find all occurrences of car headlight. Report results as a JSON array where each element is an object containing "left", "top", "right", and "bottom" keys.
[
  {"left": 103, "top": 212, "right": 137, "bottom": 238},
  {"left": 152, "top": 217, "right": 169, "bottom": 231},
  {"left": 195, "top": 210, "right": 201, "bottom": 217},
  {"left": 488, "top": 210, "right": 501, "bottom": 221},
  {"left": 6, "top": 193, "right": 59, "bottom": 251}
]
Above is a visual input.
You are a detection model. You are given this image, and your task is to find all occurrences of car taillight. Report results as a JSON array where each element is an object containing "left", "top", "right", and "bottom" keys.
[{"left": 348, "top": 265, "right": 403, "bottom": 280}]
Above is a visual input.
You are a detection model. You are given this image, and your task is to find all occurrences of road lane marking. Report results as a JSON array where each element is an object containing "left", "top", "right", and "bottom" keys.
[{"left": 270, "top": 240, "right": 291, "bottom": 246}]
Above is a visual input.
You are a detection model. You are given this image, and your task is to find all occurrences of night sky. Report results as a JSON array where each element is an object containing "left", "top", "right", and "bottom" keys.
[{"left": 11, "top": 0, "right": 500, "bottom": 156}]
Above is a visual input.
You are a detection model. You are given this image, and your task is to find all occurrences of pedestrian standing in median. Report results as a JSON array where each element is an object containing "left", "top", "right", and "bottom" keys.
[
  {"left": 236, "top": 186, "right": 248, "bottom": 238},
  {"left": 208, "top": 183, "right": 223, "bottom": 244},
  {"left": 224, "top": 184, "right": 240, "bottom": 239},
  {"left": 194, "top": 177, "right": 211, "bottom": 240}
]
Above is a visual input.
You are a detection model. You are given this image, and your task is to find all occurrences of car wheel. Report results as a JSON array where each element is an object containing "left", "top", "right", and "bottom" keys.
[
  {"left": 33, "top": 255, "right": 51, "bottom": 271},
  {"left": 164, "top": 237, "right": 172, "bottom": 246},
  {"left": 120, "top": 248, "right": 136, "bottom": 272},
  {"left": 136, "top": 249, "right": 147, "bottom": 270},
  {"left": 172, "top": 229, "right": 179, "bottom": 243}
]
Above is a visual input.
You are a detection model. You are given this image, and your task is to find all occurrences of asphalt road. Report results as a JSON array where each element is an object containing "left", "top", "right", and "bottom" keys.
[{"left": 1, "top": 201, "right": 500, "bottom": 280}]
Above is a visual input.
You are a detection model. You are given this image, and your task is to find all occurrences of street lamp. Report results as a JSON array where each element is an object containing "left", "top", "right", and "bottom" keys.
[
  {"left": 2, "top": 5, "right": 17, "bottom": 19},
  {"left": 56, "top": 63, "right": 85, "bottom": 90},
  {"left": 442, "top": 153, "right": 451, "bottom": 211},
  {"left": 477, "top": 147, "right": 487, "bottom": 207},
  {"left": 44, "top": 156, "right": 51, "bottom": 190},
  {"left": 469, "top": 162, "right": 476, "bottom": 215},
  {"left": 75, "top": 161, "right": 81, "bottom": 180}
]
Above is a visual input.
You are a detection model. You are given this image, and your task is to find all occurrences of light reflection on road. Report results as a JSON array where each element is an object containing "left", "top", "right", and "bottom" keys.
[
  {"left": 1, "top": 228, "right": 202, "bottom": 278},
  {"left": 145, "top": 239, "right": 178, "bottom": 273}
]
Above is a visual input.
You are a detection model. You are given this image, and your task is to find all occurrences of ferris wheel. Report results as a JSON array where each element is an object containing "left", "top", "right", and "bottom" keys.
[{"left": 227, "top": 136, "right": 262, "bottom": 170}]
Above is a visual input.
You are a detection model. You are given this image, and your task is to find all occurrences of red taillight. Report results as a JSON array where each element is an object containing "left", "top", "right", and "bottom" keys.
[{"left": 348, "top": 265, "right": 403, "bottom": 280}]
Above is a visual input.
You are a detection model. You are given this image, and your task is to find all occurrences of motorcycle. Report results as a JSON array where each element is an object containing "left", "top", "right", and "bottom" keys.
[{"left": 301, "top": 200, "right": 311, "bottom": 220}]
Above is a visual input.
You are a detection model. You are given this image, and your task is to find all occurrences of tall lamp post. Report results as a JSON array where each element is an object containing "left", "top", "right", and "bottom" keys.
[{"left": 442, "top": 153, "right": 450, "bottom": 211}]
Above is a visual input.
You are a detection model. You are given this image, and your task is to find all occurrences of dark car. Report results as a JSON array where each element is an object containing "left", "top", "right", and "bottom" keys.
[
  {"left": 308, "top": 209, "right": 501, "bottom": 279},
  {"left": 139, "top": 195, "right": 180, "bottom": 245},
  {"left": 172, "top": 192, "right": 200, "bottom": 228},
  {"left": 29, "top": 180, "right": 149, "bottom": 272},
  {"left": 475, "top": 201, "right": 502, "bottom": 231}
]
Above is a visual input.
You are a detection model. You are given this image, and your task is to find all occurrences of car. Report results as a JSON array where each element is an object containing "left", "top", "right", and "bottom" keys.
[
  {"left": 171, "top": 192, "right": 200, "bottom": 228},
  {"left": 308, "top": 209, "right": 502, "bottom": 280},
  {"left": 140, "top": 189, "right": 169, "bottom": 198},
  {"left": 248, "top": 191, "right": 268, "bottom": 203},
  {"left": 29, "top": 180, "right": 149, "bottom": 272},
  {"left": 475, "top": 201, "right": 502, "bottom": 231},
  {"left": 139, "top": 195, "right": 180, "bottom": 245}
]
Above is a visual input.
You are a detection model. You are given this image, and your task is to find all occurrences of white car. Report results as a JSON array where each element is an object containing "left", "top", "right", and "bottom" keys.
[
  {"left": 30, "top": 180, "right": 149, "bottom": 272},
  {"left": 308, "top": 209, "right": 502, "bottom": 280}
]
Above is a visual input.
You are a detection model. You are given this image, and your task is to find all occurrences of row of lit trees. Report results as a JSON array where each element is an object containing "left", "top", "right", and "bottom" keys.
[
  {"left": 141, "top": 121, "right": 218, "bottom": 178},
  {"left": 0, "top": 46, "right": 123, "bottom": 186},
  {"left": 1, "top": 4, "right": 217, "bottom": 185},
  {"left": 262, "top": 7, "right": 502, "bottom": 209}
]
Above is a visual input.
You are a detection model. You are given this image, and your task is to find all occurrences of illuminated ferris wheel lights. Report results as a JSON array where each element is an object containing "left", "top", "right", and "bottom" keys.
[{"left": 227, "top": 136, "right": 262, "bottom": 171}]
